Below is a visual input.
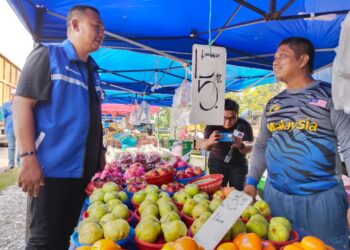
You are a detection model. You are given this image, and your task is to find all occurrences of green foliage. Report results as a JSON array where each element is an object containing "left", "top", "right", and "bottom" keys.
[
  {"left": 0, "top": 168, "right": 18, "bottom": 192},
  {"left": 153, "top": 107, "right": 171, "bottom": 129},
  {"left": 226, "top": 82, "right": 286, "bottom": 113}
]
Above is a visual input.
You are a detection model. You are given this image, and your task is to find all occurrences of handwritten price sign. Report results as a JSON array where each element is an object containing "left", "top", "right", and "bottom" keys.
[
  {"left": 190, "top": 44, "right": 226, "bottom": 125},
  {"left": 193, "top": 190, "right": 252, "bottom": 250}
]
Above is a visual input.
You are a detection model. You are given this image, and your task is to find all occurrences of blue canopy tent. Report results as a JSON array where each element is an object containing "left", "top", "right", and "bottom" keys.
[
  {"left": 7, "top": 0, "right": 350, "bottom": 106},
  {"left": 94, "top": 48, "right": 274, "bottom": 106}
]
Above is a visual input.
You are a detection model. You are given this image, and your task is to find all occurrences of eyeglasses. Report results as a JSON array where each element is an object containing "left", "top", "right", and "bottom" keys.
[{"left": 224, "top": 115, "right": 237, "bottom": 122}]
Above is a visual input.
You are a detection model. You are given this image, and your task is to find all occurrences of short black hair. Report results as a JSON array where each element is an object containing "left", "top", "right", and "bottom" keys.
[
  {"left": 279, "top": 37, "right": 315, "bottom": 73},
  {"left": 67, "top": 5, "right": 100, "bottom": 26},
  {"left": 225, "top": 99, "right": 239, "bottom": 113}
]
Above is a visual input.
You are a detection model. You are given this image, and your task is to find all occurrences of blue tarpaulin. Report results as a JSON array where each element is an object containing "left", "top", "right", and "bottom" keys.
[{"left": 7, "top": 0, "right": 350, "bottom": 106}]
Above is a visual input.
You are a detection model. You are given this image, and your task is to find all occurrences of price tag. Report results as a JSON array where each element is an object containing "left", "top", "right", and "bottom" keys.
[
  {"left": 193, "top": 190, "right": 252, "bottom": 250},
  {"left": 190, "top": 44, "right": 226, "bottom": 125}
]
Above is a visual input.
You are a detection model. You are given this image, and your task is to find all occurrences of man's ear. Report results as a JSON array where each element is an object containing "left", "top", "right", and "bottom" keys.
[
  {"left": 71, "top": 18, "right": 80, "bottom": 31},
  {"left": 299, "top": 54, "right": 309, "bottom": 69}
]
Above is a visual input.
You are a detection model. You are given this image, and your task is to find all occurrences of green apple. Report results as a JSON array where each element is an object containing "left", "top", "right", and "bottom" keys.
[
  {"left": 191, "top": 203, "right": 210, "bottom": 219},
  {"left": 246, "top": 215, "right": 268, "bottom": 238},
  {"left": 145, "top": 192, "right": 159, "bottom": 203},
  {"left": 161, "top": 220, "right": 188, "bottom": 242},
  {"left": 139, "top": 199, "right": 156, "bottom": 214},
  {"left": 193, "top": 193, "right": 208, "bottom": 203},
  {"left": 102, "top": 182, "right": 119, "bottom": 193},
  {"left": 182, "top": 199, "right": 198, "bottom": 216},
  {"left": 173, "top": 191, "right": 191, "bottom": 205},
  {"left": 104, "top": 191, "right": 119, "bottom": 203},
  {"left": 89, "top": 190, "right": 105, "bottom": 203},
  {"left": 209, "top": 198, "right": 222, "bottom": 212},
  {"left": 184, "top": 184, "right": 200, "bottom": 196},
  {"left": 270, "top": 217, "right": 292, "bottom": 232},
  {"left": 132, "top": 190, "right": 147, "bottom": 204},
  {"left": 160, "top": 211, "right": 181, "bottom": 224},
  {"left": 241, "top": 205, "right": 259, "bottom": 220},
  {"left": 107, "top": 198, "right": 122, "bottom": 211},
  {"left": 190, "top": 217, "right": 206, "bottom": 235},
  {"left": 141, "top": 204, "right": 159, "bottom": 218},
  {"left": 118, "top": 191, "right": 128, "bottom": 202},
  {"left": 253, "top": 200, "right": 271, "bottom": 217},
  {"left": 231, "top": 219, "right": 246, "bottom": 238},
  {"left": 145, "top": 184, "right": 159, "bottom": 194},
  {"left": 267, "top": 221, "right": 289, "bottom": 242}
]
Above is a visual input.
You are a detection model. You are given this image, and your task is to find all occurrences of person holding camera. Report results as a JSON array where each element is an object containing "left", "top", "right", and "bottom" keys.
[{"left": 203, "top": 99, "right": 253, "bottom": 190}]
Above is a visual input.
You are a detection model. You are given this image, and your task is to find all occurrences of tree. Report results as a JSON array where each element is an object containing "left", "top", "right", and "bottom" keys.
[{"left": 226, "top": 82, "right": 285, "bottom": 113}]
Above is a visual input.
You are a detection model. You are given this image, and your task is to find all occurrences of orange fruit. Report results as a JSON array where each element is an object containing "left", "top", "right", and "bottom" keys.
[
  {"left": 325, "top": 245, "right": 335, "bottom": 250},
  {"left": 173, "top": 236, "right": 200, "bottom": 250},
  {"left": 238, "top": 233, "right": 262, "bottom": 250},
  {"left": 161, "top": 242, "right": 175, "bottom": 250},
  {"left": 76, "top": 247, "right": 91, "bottom": 250},
  {"left": 233, "top": 233, "right": 246, "bottom": 247},
  {"left": 217, "top": 242, "right": 238, "bottom": 250},
  {"left": 301, "top": 236, "right": 326, "bottom": 250},
  {"left": 262, "top": 241, "right": 276, "bottom": 250},
  {"left": 91, "top": 239, "right": 122, "bottom": 250},
  {"left": 283, "top": 245, "right": 303, "bottom": 250}
]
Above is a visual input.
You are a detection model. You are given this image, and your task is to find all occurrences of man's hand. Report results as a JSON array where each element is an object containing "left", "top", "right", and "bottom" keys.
[
  {"left": 208, "top": 130, "right": 220, "bottom": 145},
  {"left": 18, "top": 156, "right": 45, "bottom": 197},
  {"left": 244, "top": 184, "right": 257, "bottom": 201},
  {"left": 232, "top": 136, "right": 242, "bottom": 149}
]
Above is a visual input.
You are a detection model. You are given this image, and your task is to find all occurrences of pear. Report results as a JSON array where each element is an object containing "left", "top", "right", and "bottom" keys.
[
  {"left": 241, "top": 205, "right": 259, "bottom": 220},
  {"left": 191, "top": 203, "right": 210, "bottom": 219},
  {"left": 139, "top": 199, "right": 156, "bottom": 214},
  {"left": 141, "top": 204, "right": 159, "bottom": 218},
  {"left": 209, "top": 198, "right": 222, "bottom": 212},
  {"left": 190, "top": 218, "right": 206, "bottom": 235},
  {"left": 246, "top": 215, "right": 268, "bottom": 238},
  {"left": 111, "top": 204, "right": 129, "bottom": 220},
  {"left": 78, "top": 221, "right": 103, "bottom": 244},
  {"left": 161, "top": 220, "right": 188, "bottom": 242},
  {"left": 102, "top": 219, "right": 130, "bottom": 241},
  {"left": 253, "top": 200, "right": 271, "bottom": 217},
  {"left": 135, "top": 220, "right": 161, "bottom": 243},
  {"left": 182, "top": 199, "right": 198, "bottom": 216}
]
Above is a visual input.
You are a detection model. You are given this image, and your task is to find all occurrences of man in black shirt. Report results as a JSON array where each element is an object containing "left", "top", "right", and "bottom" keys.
[
  {"left": 203, "top": 99, "right": 253, "bottom": 190},
  {"left": 13, "top": 5, "right": 104, "bottom": 250}
]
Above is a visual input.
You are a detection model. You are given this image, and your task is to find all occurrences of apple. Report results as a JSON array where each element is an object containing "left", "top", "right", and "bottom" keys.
[
  {"left": 191, "top": 203, "right": 210, "bottom": 219},
  {"left": 182, "top": 199, "right": 198, "bottom": 216},
  {"left": 184, "top": 168, "right": 194, "bottom": 176},
  {"left": 107, "top": 198, "right": 123, "bottom": 211},
  {"left": 102, "top": 182, "right": 119, "bottom": 193},
  {"left": 231, "top": 219, "right": 246, "bottom": 237},
  {"left": 141, "top": 204, "right": 159, "bottom": 218},
  {"left": 267, "top": 221, "right": 290, "bottom": 242},
  {"left": 241, "top": 205, "right": 259, "bottom": 220},
  {"left": 145, "top": 192, "right": 159, "bottom": 203},
  {"left": 89, "top": 190, "right": 105, "bottom": 203},
  {"left": 209, "top": 198, "right": 222, "bottom": 212},
  {"left": 135, "top": 219, "right": 161, "bottom": 243},
  {"left": 118, "top": 191, "right": 128, "bottom": 202},
  {"left": 103, "top": 191, "right": 119, "bottom": 203},
  {"left": 173, "top": 191, "right": 191, "bottom": 205},
  {"left": 132, "top": 190, "right": 147, "bottom": 205},
  {"left": 160, "top": 211, "right": 181, "bottom": 224},
  {"left": 184, "top": 184, "right": 200, "bottom": 196},
  {"left": 158, "top": 168, "right": 169, "bottom": 176},
  {"left": 193, "top": 193, "right": 207, "bottom": 203},
  {"left": 145, "top": 184, "right": 160, "bottom": 194},
  {"left": 246, "top": 214, "right": 268, "bottom": 238},
  {"left": 177, "top": 161, "right": 187, "bottom": 168},
  {"left": 253, "top": 200, "right": 271, "bottom": 217},
  {"left": 176, "top": 171, "right": 185, "bottom": 179},
  {"left": 78, "top": 222, "right": 103, "bottom": 244},
  {"left": 161, "top": 220, "right": 188, "bottom": 242},
  {"left": 139, "top": 199, "right": 156, "bottom": 214},
  {"left": 213, "top": 190, "right": 225, "bottom": 200},
  {"left": 185, "top": 172, "right": 195, "bottom": 178},
  {"left": 192, "top": 167, "right": 203, "bottom": 176},
  {"left": 270, "top": 217, "right": 292, "bottom": 232}
]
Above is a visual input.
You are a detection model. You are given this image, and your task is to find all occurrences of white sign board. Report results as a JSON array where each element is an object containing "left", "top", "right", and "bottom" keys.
[
  {"left": 190, "top": 44, "right": 226, "bottom": 125},
  {"left": 193, "top": 190, "right": 252, "bottom": 250}
]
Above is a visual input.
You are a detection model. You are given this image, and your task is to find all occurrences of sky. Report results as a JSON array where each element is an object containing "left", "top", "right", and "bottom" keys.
[{"left": 0, "top": 1, "right": 33, "bottom": 68}]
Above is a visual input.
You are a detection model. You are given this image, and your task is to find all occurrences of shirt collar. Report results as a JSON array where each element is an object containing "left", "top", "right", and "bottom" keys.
[{"left": 62, "top": 39, "right": 99, "bottom": 69}]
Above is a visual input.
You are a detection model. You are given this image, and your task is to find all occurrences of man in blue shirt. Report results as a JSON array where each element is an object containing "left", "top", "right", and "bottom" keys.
[{"left": 2, "top": 89, "right": 17, "bottom": 170}]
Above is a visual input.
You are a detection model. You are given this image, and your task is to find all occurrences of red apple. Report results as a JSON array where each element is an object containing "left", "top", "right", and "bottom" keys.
[
  {"left": 167, "top": 186, "right": 175, "bottom": 193},
  {"left": 185, "top": 172, "right": 195, "bottom": 178},
  {"left": 185, "top": 168, "right": 194, "bottom": 176},
  {"left": 177, "top": 161, "right": 187, "bottom": 168},
  {"left": 176, "top": 171, "right": 185, "bottom": 179},
  {"left": 193, "top": 167, "right": 203, "bottom": 176}
]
